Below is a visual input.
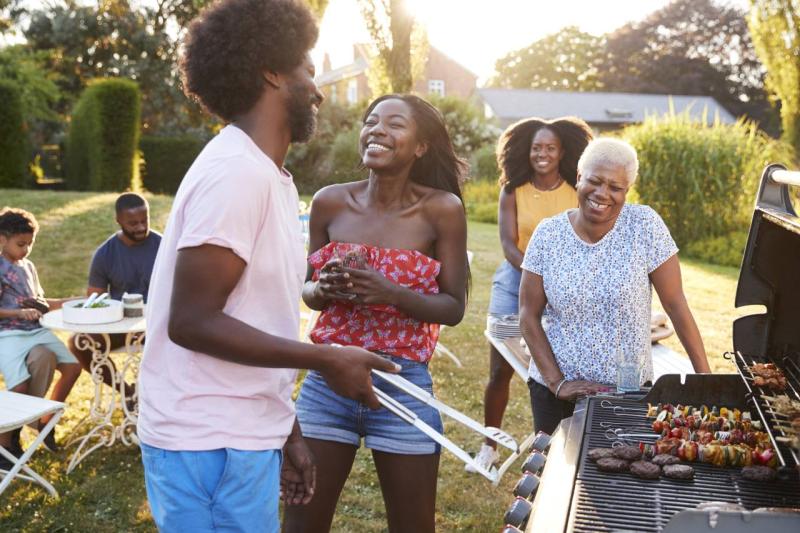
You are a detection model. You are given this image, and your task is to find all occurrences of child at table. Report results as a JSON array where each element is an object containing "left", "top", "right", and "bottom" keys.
[{"left": 0, "top": 207, "right": 80, "bottom": 462}]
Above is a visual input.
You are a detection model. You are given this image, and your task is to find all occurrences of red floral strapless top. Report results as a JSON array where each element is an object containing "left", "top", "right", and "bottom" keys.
[{"left": 309, "top": 241, "right": 441, "bottom": 363}]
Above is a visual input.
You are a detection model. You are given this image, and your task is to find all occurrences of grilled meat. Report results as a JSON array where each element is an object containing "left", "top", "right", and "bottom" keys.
[
  {"left": 613, "top": 446, "right": 643, "bottom": 461},
  {"left": 587, "top": 448, "right": 616, "bottom": 462},
  {"left": 630, "top": 460, "right": 661, "bottom": 479},
  {"left": 596, "top": 457, "right": 630, "bottom": 473},
  {"left": 662, "top": 464, "right": 695, "bottom": 479},
  {"left": 651, "top": 454, "right": 680, "bottom": 466},
  {"left": 749, "top": 363, "right": 788, "bottom": 392},
  {"left": 741, "top": 465, "right": 777, "bottom": 481}
]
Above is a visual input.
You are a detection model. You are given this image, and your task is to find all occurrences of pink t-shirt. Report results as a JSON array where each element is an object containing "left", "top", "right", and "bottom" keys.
[{"left": 137, "top": 125, "right": 306, "bottom": 451}]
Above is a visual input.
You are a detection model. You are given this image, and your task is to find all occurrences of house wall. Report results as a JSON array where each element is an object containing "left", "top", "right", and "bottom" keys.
[
  {"left": 318, "top": 46, "right": 477, "bottom": 104},
  {"left": 414, "top": 48, "right": 477, "bottom": 99}
]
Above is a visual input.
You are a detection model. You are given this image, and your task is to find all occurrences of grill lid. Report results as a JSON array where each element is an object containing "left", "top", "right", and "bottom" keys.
[{"left": 734, "top": 164, "right": 800, "bottom": 360}]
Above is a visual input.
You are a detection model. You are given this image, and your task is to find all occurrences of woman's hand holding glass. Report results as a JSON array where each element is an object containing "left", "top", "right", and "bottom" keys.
[
  {"left": 552, "top": 379, "right": 609, "bottom": 401},
  {"left": 314, "top": 258, "right": 357, "bottom": 302},
  {"left": 338, "top": 266, "right": 400, "bottom": 305}
]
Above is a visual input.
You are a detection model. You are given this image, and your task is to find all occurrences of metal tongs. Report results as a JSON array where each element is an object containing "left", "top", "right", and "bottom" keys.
[{"left": 372, "top": 369, "right": 519, "bottom": 483}]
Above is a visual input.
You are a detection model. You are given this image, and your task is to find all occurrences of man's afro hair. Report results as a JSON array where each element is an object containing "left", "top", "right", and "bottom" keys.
[{"left": 180, "top": 0, "right": 319, "bottom": 123}]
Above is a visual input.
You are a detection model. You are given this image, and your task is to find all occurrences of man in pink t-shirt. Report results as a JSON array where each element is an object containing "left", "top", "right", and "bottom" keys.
[{"left": 137, "top": 1, "right": 398, "bottom": 531}]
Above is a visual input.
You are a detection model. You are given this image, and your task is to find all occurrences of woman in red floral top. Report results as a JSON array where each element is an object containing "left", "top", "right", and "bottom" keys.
[{"left": 284, "top": 95, "right": 468, "bottom": 533}]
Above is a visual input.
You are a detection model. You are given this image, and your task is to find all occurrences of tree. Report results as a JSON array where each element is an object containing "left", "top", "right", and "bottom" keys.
[
  {"left": 358, "top": 0, "right": 426, "bottom": 93},
  {"left": 601, "top": 0, "right": 775, "bottom": 131},
  {"left": 305, "top": 0, "right": 329, "bottom": 18},
  {"left": 489, "top": 26, "right": 605, "bottom": 91},
  {"left": 0, "top": 45, "right": 61, "bottom": 144},
  {"left": 22, "top": 0, "right": 209, "bottom": 136},
  {"left": 749, "top": 0, "right": 800, "bottom": 152}
]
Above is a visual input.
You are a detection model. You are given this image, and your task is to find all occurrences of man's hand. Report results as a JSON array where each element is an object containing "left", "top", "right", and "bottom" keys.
[
  {"left": 341, "top": 267, "right": 399, "bottom": 305},
  {"left": 280, "top": 433, "right": 316, "bottom": 505},
  {"left": 319, "top": 346, "right": 401, "bottom": 409},
  {"left": 17, "top": 308, "right": 42, "bottom": 321}
]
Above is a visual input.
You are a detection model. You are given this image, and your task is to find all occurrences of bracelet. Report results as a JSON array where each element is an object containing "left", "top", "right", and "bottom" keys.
[{"left": 554, "top": 378, "right": 568, "bottom": 399}]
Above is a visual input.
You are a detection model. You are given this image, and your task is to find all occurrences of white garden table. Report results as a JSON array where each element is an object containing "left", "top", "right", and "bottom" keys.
[{"left": 40, "top": 309, "right": 145, "bottom": 473}]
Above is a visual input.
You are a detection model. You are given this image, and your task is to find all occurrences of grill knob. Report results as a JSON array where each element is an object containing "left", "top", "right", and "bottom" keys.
[
  {"left": 503, "top": 496, "right": 533, "bottom": 529},
  {"left": 500, "top": 526, "right": 523, "bottom": 533},
  {"left": 521, "top": 450, "right": 547, "bottom": 475},
  {"left": 530, "top": 431, "right": 551, "bottom": 452},
  {"left": 513, "top": 472, "right": 540, "bottom": 500}
]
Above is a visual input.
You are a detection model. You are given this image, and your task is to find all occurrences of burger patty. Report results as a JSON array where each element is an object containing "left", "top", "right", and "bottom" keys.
[
  {"left": 630, "top": 460, "right": 661, "bottom": 479},
  {"left": 741, "top": 465, "right": 777, "bottom": 481},
  {"left": 651, "top": 454, "right": 680, "bottom": 466},
  {"left": 663, "top": 464, "right": 694, "bottom": 479},
  {"left": 596, "top": 457, "right": 630, "bottom": 473},
  {"left": 613, "top": 445, "right": 643, "bottom": 461},
  {"left": 587, "top": 448, "right": 616, "bottom": 462}
]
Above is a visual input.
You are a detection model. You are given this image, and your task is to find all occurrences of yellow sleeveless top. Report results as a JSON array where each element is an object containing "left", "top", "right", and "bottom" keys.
[{"left": 515, "top": 181, "right": 578, "bottom": 252}]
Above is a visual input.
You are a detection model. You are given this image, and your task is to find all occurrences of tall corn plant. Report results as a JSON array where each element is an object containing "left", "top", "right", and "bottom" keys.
[{"left": 623, "top": 110, "right": 795, "bottom": 248}]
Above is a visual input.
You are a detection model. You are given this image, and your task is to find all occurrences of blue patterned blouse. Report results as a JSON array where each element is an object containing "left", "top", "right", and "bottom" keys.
[{"left": 521, "top": 204, "right": 678, "bottom": 386}]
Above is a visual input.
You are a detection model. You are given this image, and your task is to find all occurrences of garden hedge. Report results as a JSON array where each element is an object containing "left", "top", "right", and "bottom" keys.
[
  {"left": 0, "top": 81, "right": 30, "bottom": 188},
  {"left": 140, "top": 135, "right": 205, "bottom": 194},
  {"left": 64, "top": 78, "right": 141, "bottom": 191},
  {"left": 623, "top": 111, "right": 796, "bottom": 249}
]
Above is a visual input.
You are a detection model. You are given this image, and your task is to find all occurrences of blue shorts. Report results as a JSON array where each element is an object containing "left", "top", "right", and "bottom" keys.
[
  {"left": 488, "top": 260, "right": 522, "bottom": 315},
  {"left": 140, "top": 443, "right": 281, "bottom": 533},
  {"left": 0, "top": 328, "right": 78, "bottom": 389},
  {"left": 295, "top": 355, "right": 443, "bottom": 455}
]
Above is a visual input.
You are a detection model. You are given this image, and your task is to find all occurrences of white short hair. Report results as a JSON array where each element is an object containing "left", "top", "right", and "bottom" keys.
[{"left": 577, "top": 138, "right": 639, "bottom": 186}]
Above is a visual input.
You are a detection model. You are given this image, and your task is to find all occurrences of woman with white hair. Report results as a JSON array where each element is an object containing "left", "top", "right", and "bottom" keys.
[{"left": 519, "top": 137, "right": 711, "bottom": 434}]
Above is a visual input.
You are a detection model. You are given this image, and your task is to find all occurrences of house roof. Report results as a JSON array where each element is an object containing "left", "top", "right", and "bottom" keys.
[
  {"left": 315, "top": 56, "right": 369, "bottom": 86},
  {"left": 477, "top": 88, "right": 736, "bottom": 125}
]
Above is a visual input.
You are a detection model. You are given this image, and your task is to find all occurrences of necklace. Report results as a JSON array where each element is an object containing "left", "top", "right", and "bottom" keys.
[{"left": 532, "top": 175, "right": 563, "bottom": 192}]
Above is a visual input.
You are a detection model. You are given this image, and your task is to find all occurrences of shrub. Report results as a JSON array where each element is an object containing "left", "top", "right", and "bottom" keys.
[
  {"left": 428, "top": 95, "right": 498, "bottom": 159},
  {"left": 471, "top": 143, "right": 498, "bottom": 182},
  {"left": 287, "top": 101, "right": 362, "bottom": 195},
  {"left": 0, "top": 81, "right": 30, "bottom": 188},
  {"left": 327, "top": 126, "right": 366, "bottom": 185},
  {"left": 64, "top": 78, "right": 141, "bottom": 191},
  {"left": 623, "top": 111, "right": 795, "bottom": 248},
  {"left": 685, "top": 231, "right": 748, "bottom": 268},
  {"left": 463, "top": 180, "right": 499, "bottom": 223},
  {"left": 140, "top": 135, "right": 206, "bottom": 194}
]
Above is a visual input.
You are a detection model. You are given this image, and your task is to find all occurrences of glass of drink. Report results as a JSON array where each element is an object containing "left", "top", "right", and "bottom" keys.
[{"left": 616, "top": 348, "right": 641, "bottom": 393}]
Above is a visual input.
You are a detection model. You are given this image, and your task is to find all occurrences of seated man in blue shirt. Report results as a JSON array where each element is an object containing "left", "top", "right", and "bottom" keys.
[{"left": 68, "top": 193, "right": 161, "bottom": 400}]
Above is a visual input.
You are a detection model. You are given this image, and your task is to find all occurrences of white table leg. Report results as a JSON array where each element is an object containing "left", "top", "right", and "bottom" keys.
[{"left": 66, "top": 332, "right": 142, "bottom": 473}]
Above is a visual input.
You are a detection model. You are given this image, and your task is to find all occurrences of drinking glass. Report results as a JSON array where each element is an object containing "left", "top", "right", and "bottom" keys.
[{"left": 616, "top": 348, "right": 641, "bottom": 393}]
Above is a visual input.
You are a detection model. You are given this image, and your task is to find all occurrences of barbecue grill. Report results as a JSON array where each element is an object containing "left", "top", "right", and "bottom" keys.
[{"left": 501, "top": 164, "right": 800, "bottom": 532}]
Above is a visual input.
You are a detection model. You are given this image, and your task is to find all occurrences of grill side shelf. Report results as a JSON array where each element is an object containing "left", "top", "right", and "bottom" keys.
[{"left": 724, "top": 350, "right": 800, "bottom": 470}]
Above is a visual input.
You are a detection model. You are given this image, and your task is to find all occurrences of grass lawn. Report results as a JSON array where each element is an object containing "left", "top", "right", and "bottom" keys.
[{"left": 0, "top": 189, "right": 741, "bottom": 531}]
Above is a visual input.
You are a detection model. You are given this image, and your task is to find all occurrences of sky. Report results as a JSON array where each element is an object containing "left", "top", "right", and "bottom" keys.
[{"left": 313, "top": 0, "right": 744, "bottom": 84}]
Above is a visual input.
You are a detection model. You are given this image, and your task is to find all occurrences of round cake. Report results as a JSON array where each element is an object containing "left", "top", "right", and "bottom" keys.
[{"left": 62, "top": 298, "right": 124, "bottom": 324}]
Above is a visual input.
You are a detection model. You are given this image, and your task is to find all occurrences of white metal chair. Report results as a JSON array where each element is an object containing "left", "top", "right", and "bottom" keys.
[{"left": 0, "top": 391, "right": 64, "bottom": 498}]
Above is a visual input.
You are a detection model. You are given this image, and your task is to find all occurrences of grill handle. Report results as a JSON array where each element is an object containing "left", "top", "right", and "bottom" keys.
[
  {"left": 757, "top": 164, "right": 800, "bottom": 215},
  {"left": 772, "top": 169, "right": 800, "bottom": 187}
]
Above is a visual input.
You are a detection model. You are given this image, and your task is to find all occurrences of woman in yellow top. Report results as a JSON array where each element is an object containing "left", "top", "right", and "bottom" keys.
[{"left": 467, "top": 117, "right": 593, "bottom": 472}]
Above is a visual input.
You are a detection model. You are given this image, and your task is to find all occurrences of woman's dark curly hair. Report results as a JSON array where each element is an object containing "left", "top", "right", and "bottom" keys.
[
  {"left": 362, "top": 94, "right": 469, "bottom": 202},
  {"left": 0, "top": 207, "right": 39, "bottom": 237},
  {"left": 497, "top": 116, "right": 593, "bottom": 192},
  {"left": 180, "top": 0, "right": 318, "bottom": 122}
]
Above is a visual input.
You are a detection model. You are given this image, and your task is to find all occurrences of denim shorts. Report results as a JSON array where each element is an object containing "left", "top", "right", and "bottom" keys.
[
  {"left": 295, "top": 355, "right": 443, "bottom": 455},
  {"left": 140, "top": 443, "right": 281, "bottom": 532},
  {"left": 488, "top": 260, "right": 522, "bottom": 315}
]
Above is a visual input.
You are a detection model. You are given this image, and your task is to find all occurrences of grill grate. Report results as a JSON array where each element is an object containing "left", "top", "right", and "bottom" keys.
[
  {"left": 568, "top": 396, "right": 800, "bottom": 533},
  {"left": 726, "top": 351, "right": 800, "bottom": 469}
]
